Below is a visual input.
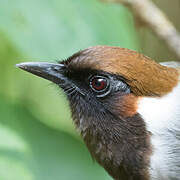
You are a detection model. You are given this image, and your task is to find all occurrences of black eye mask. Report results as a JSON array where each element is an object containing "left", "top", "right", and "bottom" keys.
[{"left": 88, "top": 73, "right": 130, "bottom": 98}]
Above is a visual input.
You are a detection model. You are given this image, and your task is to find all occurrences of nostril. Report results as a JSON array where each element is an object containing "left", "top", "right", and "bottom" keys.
[
  {"left": 52, "top": 64, "right": 66, "bottom": 72},
  {"left": 53, "top": 66, "right": 60, "bottom": 72}
]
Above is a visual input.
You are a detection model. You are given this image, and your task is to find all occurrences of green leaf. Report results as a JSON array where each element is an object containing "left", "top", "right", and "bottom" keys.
[
  {"left": 0, "top": 96, "right": 113, "bottom": 180},
  {"left": 0, "top": 0, "right": 139, "bottom": 134},
  {"left": 0, "top": 1, "right": 139, "bottom": 179}
]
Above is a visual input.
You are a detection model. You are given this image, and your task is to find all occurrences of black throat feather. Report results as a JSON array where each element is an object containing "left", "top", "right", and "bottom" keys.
[
  {"left": 55, "top": 64, "right": 152, "bottom": 180},
  {"left": 68, "top": 90, "right": 152, "bottom": 180}
]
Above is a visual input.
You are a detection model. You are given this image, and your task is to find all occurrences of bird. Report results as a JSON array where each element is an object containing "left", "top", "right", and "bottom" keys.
[{"left": 16, "top": 46, "right": 180, "bottom": 180}]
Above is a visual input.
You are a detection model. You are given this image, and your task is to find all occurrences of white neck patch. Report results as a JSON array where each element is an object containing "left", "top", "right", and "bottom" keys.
[{"left": 138, "top": 82, "right": 180, "bottom": 179}]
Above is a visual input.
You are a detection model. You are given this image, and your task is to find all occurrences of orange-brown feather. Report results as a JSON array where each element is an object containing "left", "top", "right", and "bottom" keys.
[
  {"left": 115, "top": 94, "right": 139, "bottom": 118},
  {"left": 68, "top": 46, "right": 179, "bottom": 97}
]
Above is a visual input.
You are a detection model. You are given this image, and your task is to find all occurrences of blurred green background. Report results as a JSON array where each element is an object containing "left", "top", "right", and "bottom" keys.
[{"left": 0, "top": 0, "right": 179, "bottom": 179}]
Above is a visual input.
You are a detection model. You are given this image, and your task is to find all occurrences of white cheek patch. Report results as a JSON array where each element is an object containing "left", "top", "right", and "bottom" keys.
[{"left": 137, "top": 82, "right": 180, "bottom": 179}]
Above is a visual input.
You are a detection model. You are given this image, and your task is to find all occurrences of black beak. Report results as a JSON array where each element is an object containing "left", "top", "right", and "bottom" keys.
[{"left": 16, "top": 62, "right": 66, "bottom": 84}]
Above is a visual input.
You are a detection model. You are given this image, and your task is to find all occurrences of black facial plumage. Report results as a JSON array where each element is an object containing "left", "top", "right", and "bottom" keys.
[{"left": 16, "top": 50, "right": 152, "bottom": 180}]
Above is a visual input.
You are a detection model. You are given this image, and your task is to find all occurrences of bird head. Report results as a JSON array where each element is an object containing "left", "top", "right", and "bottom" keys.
[{"left": 17, "top": 46, "right": 180, "bottom": 180}]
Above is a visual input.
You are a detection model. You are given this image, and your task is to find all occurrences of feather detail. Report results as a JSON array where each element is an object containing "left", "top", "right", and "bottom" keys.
[
  {"left": 66, "top": 46, "right": 179, "bottom": 97},
  {"left": 138, "top": 80, "right": 180, "bottom": 179}
]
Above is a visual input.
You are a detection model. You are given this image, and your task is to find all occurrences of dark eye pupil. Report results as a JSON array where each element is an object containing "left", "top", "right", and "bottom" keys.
[{"left": 91, "top": 78, "right": 107, "bottom": 91}]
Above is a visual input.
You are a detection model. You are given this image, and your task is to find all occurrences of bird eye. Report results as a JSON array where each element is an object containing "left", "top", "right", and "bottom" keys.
[{"left": 90, "top": 76, "right": 109, "bottom": 92}]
